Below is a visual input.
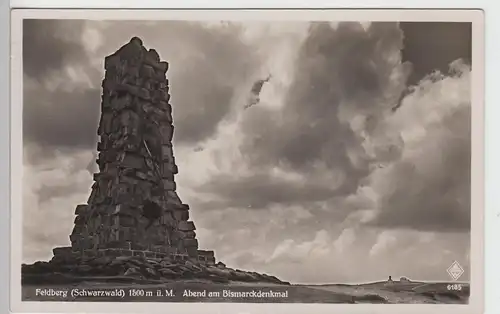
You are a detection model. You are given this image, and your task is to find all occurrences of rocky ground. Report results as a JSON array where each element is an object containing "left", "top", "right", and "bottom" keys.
[{"left": 21, "top": 255, "right": 289, "bottom": 286}]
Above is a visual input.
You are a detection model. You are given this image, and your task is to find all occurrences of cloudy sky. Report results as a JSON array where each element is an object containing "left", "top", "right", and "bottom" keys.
[{"left": 22, "top": 19, "right": 472, "bottom": 284}]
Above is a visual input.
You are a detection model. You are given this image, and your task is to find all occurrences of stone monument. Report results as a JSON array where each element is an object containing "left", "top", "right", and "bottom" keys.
[
  {"left": 23, "top": 37, "right": 287, "bottom": 286},
  {"left": 53, "top": 37, "right": 214, "bottom": 264}
]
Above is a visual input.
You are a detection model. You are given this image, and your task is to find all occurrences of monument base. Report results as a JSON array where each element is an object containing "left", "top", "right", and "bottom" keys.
[
  {"left": 52, "top": 246, "right": 216, "bottom": 264},
  {"left": 22, "top": 246, "right": 288, "bottom": 286}
]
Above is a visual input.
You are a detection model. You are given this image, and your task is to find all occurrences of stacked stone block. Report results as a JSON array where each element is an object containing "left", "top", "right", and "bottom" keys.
[{"left": 65, "top": 37, "right": 205, "bottom": 261}]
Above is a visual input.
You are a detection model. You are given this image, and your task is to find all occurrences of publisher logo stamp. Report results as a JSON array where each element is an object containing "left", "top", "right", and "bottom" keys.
[{"left": 447, "top": 261, "right": 464, "bottom": 281}]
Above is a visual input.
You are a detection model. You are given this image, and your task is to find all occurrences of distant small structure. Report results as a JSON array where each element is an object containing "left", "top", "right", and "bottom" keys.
[
  {"left": 399, "top": 276, "right": 412, "bottom": 283},
  {"left": 383, "top": 275, "right": 394, "bottom": 286}
]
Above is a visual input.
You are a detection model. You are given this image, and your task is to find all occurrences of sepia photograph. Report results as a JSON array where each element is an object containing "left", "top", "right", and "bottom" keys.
[{"left": 10, "top": 8, "right": 484, "bottom": 313}]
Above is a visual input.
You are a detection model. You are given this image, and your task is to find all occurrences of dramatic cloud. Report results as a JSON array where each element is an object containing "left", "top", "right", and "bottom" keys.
[
  {"left": 21, "top": 20, "right": 472, "bottom": 283},
  {"left": 198, "top": 174, "right": 333, "bottom": 209},
  {"left": 23, "top": 19, "right": 89, "bottom": 78},
  {"left": 196, "top": 22, "right": 410, "bottom": 215},
  {"left": 240, "top": 22, "right": 409, "bottom": 184},
  {"left": 23, "top": 84, "right": 101, "bottom": 150},
  {"left": 365, "top": 61, "right": 471, "bottom": 232},
  {"left": 399, "top": 22, "right": 472, "bottom": 86},
  {"left": 23, "top": 20, "right": 102, "bottom": 150}
]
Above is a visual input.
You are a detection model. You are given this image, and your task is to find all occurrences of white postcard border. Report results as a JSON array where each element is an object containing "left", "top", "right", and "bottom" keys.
[{"left": 9, "top": 8, "right": 485, "bottom": 314}]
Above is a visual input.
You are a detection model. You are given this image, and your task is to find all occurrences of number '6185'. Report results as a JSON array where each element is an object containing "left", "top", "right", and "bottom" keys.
[{"left": 447, "top": 284, "right": 463, "bottom": 291}]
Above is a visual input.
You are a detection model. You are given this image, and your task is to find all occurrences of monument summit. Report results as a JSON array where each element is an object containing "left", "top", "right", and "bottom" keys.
[{"left": 21, "top": 37, "right": 288, "bottom": 285}]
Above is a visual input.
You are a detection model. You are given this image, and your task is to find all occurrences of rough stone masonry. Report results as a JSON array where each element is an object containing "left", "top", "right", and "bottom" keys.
[
  {"left": 55, "top": 37, "right": 214, "bottom": 264},
  {"left": 22, "top": 37, "right": 288, "bottom": 286}
]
